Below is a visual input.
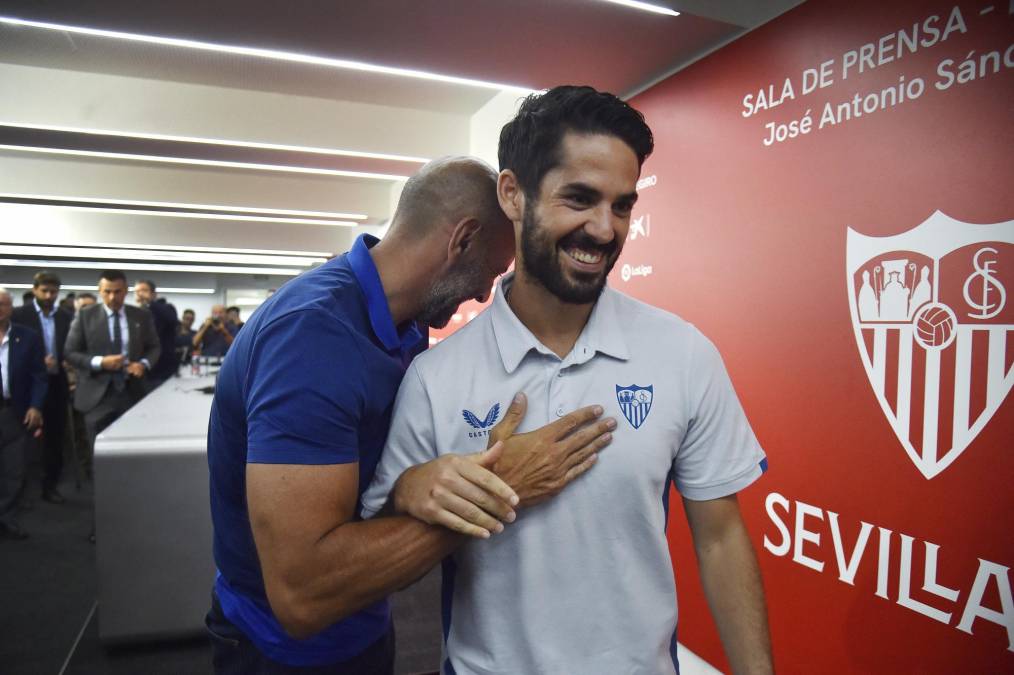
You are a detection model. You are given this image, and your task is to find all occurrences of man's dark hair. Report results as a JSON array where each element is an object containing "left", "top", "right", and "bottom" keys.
[
  {"left": 100, "top": 269, "right": 127, "bottom": 284},
  {"left": 498, "top": 85, "right": 654, "bottom": 197},
  {"left": 78, "top": 292, "right": 97, "bottom": 301},
  {"left": 183, "top": 308, "right": 195, "bottom": 317},
  {"left": 33, "top": 270, "right": 61, "bottom": 288},
  {"left": 136, "top": 279, "right": 156, "bottom": 292},
  {"left": 227, "top": 306, "right": 240, "bottom": 314},
  {"left": 22, "top": 291, "right": 34, "bottom": 305}
]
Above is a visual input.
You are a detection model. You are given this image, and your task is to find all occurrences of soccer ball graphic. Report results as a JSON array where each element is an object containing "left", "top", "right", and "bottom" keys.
[{"left": 912, "top": 303, "right": 957, "bottom": 350}]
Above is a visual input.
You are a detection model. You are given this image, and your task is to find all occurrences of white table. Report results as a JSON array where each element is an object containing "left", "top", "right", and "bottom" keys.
[{"left": 94, "top": 374, "right": 217, "bottom": 642}]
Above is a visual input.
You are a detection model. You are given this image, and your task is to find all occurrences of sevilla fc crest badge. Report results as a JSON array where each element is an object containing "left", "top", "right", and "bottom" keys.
[{"left": 847, "top": 212, "right": 1013, "bottom": 479}]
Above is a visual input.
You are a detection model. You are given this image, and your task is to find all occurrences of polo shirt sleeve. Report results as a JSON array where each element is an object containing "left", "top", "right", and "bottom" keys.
[
  {"left": 672, "top": 329, "right": 767, "bottom": 501},
  {"left": 245, "top": 310, "right": 364, "bottom": 465},
  {"left": 360, "top": 362, "right": 437, "bottom": 518}
]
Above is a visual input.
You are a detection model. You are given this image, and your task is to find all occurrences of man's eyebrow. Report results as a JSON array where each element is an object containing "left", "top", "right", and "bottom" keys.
[{"left": 559, "top": 182, "right": 601, "bottom": 196}]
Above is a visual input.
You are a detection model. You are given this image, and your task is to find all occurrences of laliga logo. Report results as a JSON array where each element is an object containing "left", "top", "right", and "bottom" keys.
[
  {"left": 621, "top": 263, "right": 654, "bottom": 282},
  {"left": 847, "top": 212, "right": 1013, "bottom": 479}
]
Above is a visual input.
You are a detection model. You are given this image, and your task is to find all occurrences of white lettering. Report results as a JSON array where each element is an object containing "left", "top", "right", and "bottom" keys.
[
  {"left": 793, "top": 500, "right": 825, "bottom": 573},
  {"left": 876, "top": 527, "right": 892, "bottom": 599},
  {"left": 827, "top": 511, "right": 873, "bottom": 585},
  {"left": 897, "top": 534, "right": 956, "bottom": 624},
  {"left": 763, "top": 492, "right": 791, "bottom": 556},
  {"left": 957, "top": 560, "right": 1014, "bottom": 652}
]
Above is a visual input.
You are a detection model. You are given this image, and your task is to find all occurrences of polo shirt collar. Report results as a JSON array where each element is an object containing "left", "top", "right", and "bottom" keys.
[
  {"left": 490, "top": 273, "right": 629, "bottom": 374},
  {"left": 347, "top": 234, "right": 422, "bottom": 354}
]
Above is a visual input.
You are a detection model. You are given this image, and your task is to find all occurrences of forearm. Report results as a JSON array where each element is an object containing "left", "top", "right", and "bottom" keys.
[
  {"left": 695, "top": 524, "right": 773, "bottom": 675},
  {"left": 274, "top": 514, "right": 460, "bottom": 637}
]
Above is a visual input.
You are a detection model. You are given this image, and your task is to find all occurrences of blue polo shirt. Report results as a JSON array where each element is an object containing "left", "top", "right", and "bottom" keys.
[{"left": 208, "top": 234, "right": 425, "bottom": 666}]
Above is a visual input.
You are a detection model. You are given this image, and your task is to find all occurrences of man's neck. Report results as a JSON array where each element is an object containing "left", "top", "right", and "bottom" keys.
[
  {"left": 507, "top": 272, "right": 594, "bottom": 359},
  {"left": 369, "top": 235, "right": 437, "bottom": 327},
  {"left": 35, "top": 298, "right": 52, "bottom": 317}
]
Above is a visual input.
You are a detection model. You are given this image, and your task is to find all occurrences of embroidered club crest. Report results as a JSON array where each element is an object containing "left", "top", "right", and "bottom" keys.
[
  {"left": 846, "top": 211, "right": 1013, "bottom": 479},
  {"left": 462, "top": 403, "right": 500, "bottom": 430},
  {"left": 616, "top": 385, "right": 653, "bottom": 429}
]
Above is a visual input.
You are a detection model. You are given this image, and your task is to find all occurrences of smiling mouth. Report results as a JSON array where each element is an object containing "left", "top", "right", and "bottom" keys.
[{"left": 562, "top": 245, "right": 604, "bottom": 266}]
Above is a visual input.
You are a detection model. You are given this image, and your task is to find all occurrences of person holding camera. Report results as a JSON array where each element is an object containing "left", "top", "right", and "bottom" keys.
[{"left": 193, "top": 305, "right": 236, "bottom": 358}]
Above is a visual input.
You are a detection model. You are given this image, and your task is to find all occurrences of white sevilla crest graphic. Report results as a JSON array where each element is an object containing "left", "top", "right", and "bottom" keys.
[{"left": 847, "top": 212, "right": 1014, "bottom": 479}]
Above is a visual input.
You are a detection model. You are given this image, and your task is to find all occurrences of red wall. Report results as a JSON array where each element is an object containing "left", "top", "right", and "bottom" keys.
[{"left": 623, "top": 1, "right": 1013, "bottom": 672}]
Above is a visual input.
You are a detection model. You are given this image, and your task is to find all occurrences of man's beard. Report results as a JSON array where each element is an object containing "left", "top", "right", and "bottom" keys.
[
  {"left": 416, "top": 261, "right": 488, "bottom": 329},
  {"left": 520, "top": 203, "right": 619, "bottom": 304}
]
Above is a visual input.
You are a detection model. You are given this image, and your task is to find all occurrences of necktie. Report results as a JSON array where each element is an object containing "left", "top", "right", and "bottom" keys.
[{"left": 112, "top": 311, "right": 125, "bottom": 391}]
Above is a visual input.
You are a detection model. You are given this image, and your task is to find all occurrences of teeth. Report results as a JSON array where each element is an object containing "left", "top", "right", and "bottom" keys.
[{"left": 566, "top": 248, "right": 602, "bottom": 264}]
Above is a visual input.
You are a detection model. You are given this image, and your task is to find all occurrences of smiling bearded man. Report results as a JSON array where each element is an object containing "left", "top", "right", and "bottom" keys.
[{"left": 362, "top": 85, "right": 774, "bottom": 675}]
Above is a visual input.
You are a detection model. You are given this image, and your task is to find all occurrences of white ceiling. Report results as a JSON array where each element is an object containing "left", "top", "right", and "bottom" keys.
[{"left": 0, "top": 0, "right": 804, "bottom": 287}]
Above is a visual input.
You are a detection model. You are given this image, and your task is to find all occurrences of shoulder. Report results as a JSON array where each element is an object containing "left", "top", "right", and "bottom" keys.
[
  {"left": 409, "top": 307, "right": 493, "bottom": 380},
  {"left": 606, "top": 286, "right": 700, "bottom": 339},
  {"left": 11, "top": 323, "right": 42, "bottom": 344}
]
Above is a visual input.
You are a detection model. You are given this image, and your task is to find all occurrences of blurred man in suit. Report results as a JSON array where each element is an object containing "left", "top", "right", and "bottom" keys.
[
  {"left": 12, "top": 271, "right": 72, "bottom": 504},
  {"left": 0, "top": 288, "right": 47, "bottom": 540},
  {"left": 65, "top": 270, "right": 159, "bottom": 448},
  {"left": 134, "top": 280, "right": 180, "bottom": 387}
]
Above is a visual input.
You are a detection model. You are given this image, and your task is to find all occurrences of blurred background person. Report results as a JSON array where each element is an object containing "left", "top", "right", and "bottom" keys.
[
  {"left": 0, "top": 288, "right": 47, "bottom": 540},
  {"left": 192, "top": 304, "right": 235, "bottom": 358},
  {"left": 134, "top": 280, "right": 180, "bottom": 388},
  {"left": 65, "top": 293, "right": 96, "bottom": 481},
  {"left": 12, "top": 272, "right": 71, "bottom": 505},
  {"left": 176, "top": 308, "right": 197, "bottom": 365},
  {"left": 65, "top": 270, "right": 159, "bottom": 459},
  {"left": 225, "top": 306, "right": 244, "bottom": 332},
  {"left": 21, "top": 291, "right": 34, "bottom": 307},
  {"left": 59, "top": 293, "right": 77, "bottom": 316}
]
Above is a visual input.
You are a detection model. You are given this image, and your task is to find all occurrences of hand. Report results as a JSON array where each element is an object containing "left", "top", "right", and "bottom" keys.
[
  {"left": 24, "top": 407, "right": 43, "bottom": 438},
  {"left": 44, "top": 354, "right": 57, "bottom": 369},
  {"left": 100, "top": 354, "right": 125, "bottom": 371},
  {"left": 392, "top": 442, "right": 519, "bottom": 539},
  {"left": 487, "top": 394, "right": 616, "bottom": 507},
  {"left": 125, "top": 362, "right": 146, "bottom": 378}
]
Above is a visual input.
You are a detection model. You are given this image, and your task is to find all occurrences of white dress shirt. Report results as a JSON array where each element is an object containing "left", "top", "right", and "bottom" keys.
[
  {"left": 34, "top": 298, "right": 58, "bottom": 374},
  {"left": 0, "top": 328, "right": 9, "bottom": 399},
  {"left": 90, "top": 304, "right": 132, "bottom": 371}
]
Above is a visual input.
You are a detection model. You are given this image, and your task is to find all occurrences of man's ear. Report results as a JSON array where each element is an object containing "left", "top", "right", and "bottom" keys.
[
  {"left": 447, "top": 217, "right": 482, "bottom": 265},
  {"left": 497, "top": 170, "right": 525, "bottom": 222}
]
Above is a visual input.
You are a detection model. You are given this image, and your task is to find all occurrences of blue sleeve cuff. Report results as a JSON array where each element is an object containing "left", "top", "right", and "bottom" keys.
[{"left": 247, "top": 444, "right": 360, "bottom": 465}]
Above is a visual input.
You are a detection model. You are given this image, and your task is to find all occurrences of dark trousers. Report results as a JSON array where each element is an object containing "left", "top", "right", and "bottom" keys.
[
  {"left": 82, "top": 387, "right": 136, "bottom": 447},
  {"left": 41, "top": 374, "right": 68, "bottom": 492},
  {"left": 206, "top": 591, "right": 395, "bottom": 675},
  {"left": 0, "top": 408, "right": 29, "bottom": 527}
]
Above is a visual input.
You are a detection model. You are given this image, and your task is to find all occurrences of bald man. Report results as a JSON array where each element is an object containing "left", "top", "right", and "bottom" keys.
[{"left": 205, "top": 157, "right": 615, "bottom": 673}]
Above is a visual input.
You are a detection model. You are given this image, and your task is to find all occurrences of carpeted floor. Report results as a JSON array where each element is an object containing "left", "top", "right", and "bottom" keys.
[{"left": 0, "top": 474, "right": 442, "bottom": 675}]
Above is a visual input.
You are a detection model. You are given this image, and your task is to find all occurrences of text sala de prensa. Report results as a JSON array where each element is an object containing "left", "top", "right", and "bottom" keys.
[{"left": 737, "top": 6, "right": 1012, "bottom": 147}]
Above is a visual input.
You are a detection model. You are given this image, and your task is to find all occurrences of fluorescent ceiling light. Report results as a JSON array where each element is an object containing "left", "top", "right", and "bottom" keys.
[
  {"left": 597, "top": 0, "right": 679, "bottom": 16},
  {"left": 0, "top": 192, "right": 367, "bottom": 220},
  {"left": 0, "top": 16, "right": 535, "bottom": 94},
  {"left": 1, "top": 283, "right": 215, "bottom": 294},
  {"left": 0, "top": 259, "right": 303, "bottom": 276},
  {"left": 75, "top": 241, "right": 332, "bottom": 258},
  {"left": 0, "top": 202, "right": 358, "bottom": 227},
  {"left": 0, "top": 244, "right": 324, "bottom": 266},
  {"left": 0, "top": 122, "right": 431, "bottom": 164},
  {"left": 0, "top": 144, "right": 410, "bottom": 181}
]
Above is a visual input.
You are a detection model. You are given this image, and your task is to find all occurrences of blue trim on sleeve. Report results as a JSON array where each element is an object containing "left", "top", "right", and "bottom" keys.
[
  {"left": 670, "top": 626, "right": 680, "bottom": 674},
  {"left": 662, "top": 468, "right": 674, "bottom": 534},
  {"left": 247, "top": 445, "right": 360, "bottom": 465},
  {"left": 441, "top": 557, "right": 458, "bottom": 675},
  {"left": 759, "top": 457, "right": 769, "bottom": 473}
]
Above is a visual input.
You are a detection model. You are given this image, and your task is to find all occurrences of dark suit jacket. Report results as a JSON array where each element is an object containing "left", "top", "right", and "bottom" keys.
[
  {"left": 64, "top": 303, "right": 160, "bottom": 413},
  {"left": 11, "top": 301, "right": 72, "bottom": 391},
  {"left": 146, "top": 298, "right": 180, "bottom": 380},
  {"left": 4, "top": 323, "right": 48, "bottom": 420}
]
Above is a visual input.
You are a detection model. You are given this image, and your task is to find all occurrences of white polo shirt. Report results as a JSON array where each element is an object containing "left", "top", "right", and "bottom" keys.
[{"left": 362, "top": 274, "right": 767, "bottom": 675}]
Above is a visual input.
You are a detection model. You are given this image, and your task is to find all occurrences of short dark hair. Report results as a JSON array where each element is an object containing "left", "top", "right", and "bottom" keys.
[
  {"left": 22, "top": 291, "right": 34, "bottom": 304},
  {"left": 498, "top": 85, "right": 654, "bottom": 198},
  {"left": 227, "top": 306, "right": 241, "bottom": 314},
  {"left": 136, "top": 279, "right": 156, "bottom": 292},
  {"left": 183, "top": 308, "right": 195, "bottom": 317},
  {"left": 100, "top": 269, "right": 127, "bottom": 284},
  {"left": 78, "top": 292, "right": 96, "bottom": 301},
  {"left": 33, "top": 271, "right": 61, "bottom": 288}
]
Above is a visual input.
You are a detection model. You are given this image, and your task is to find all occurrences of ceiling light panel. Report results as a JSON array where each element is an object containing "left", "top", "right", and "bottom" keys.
[
  {"left": 0, "top": 16, "right": 535, "bottom": 93},
  {"left": 0, "top": 193, "right": 368, "bottom": 220},
  {"left": 0, "top": 244, "right": 324, "bottom": 266},
  {"left": 1, "top": 283, "right": 216, "bottom": 294},
  {"left": 0, "top": 259, "right": 304, "bottom": 276},
  {"left": 597, "top": 0, "right": 680, "bottom": 16}
]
